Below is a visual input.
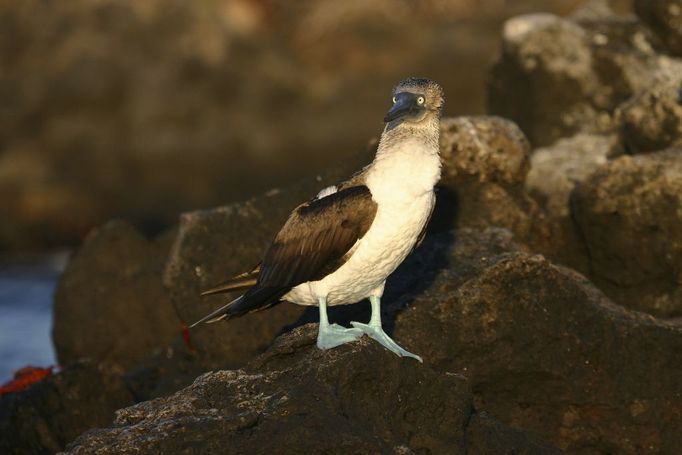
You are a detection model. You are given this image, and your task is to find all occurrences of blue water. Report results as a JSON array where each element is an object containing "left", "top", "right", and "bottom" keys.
[{"left": 0, "top": 254, "right": 66, "bottom": 383}]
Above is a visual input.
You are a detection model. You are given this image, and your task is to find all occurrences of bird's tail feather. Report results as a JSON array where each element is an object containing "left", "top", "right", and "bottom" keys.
[
  {"left": 190, "top": 295, "right": 244, "bottom": 328},
  {"left": 191, "top": 285, "right": 289, "bottom": 328},
  {"left": 200, "top": 268, "right": 260, "bottom": 297}
]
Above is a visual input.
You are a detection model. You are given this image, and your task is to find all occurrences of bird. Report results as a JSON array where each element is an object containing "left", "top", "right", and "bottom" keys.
[{"left": 192, "top": 77, "right": 445, "bottom": 362}]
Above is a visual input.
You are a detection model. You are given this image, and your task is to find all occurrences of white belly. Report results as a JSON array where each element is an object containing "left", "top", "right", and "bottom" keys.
[{"left": 283, "top": 190, "right": 435, "bottom": 306}]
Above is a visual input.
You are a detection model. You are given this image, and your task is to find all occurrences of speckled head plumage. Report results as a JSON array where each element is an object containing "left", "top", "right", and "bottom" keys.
[
  {"left": 393, "top": 77, "right": 445, "bottom": 111},
  {"left": 384, "top": 77, "right": 445, "bottom": 126}
]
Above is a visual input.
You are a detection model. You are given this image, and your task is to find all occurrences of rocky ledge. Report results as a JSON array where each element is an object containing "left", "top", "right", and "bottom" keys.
[
  {"left": 3, "top": 2, "right": 682, "bottom": 454},
  {"left": 64, "top": 325, "right": 560, "bottom": 454}
]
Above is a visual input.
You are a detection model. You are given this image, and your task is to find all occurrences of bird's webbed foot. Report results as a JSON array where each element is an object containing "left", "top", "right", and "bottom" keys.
[
  {"left": 316, "top": 323, "right": 363, "bottom": 349},
  {"left": 350, "top": 321, "right": 423, "bottom": 362}
]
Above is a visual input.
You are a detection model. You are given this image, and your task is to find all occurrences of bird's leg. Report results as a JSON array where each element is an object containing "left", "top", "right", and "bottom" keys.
[
  {"left": 351, "top": 296, "right": 423, "bottom": 362},
  {"left": 316, "top": 297, "right": 363, "bottom": 350}
]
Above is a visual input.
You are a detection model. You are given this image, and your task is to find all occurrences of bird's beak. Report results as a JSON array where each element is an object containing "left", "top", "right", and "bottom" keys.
[{"left": 384, "top": 92, "right": 420, "bottom": 123}]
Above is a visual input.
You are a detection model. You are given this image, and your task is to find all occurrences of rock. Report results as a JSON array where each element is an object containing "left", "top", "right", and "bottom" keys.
[
  {"left": 526, "top": 133, "right": 619, "bottom": 217},
  {"left": 571, "top": 149, "right": 682, "bottom": 317},
  {"left": 121, "top": 338, "right": 207, "bottom": 402},
  {"left": 394, "top": 253, "right": 682, "bottom": 453},
  {"left": 0, "top": 362, "right": 134, "bottom": 454},
  {"left": 440, "top": 116, "right": 531, "bottom": 187},
  {"left": 618, "top": 74, "right": 682, "bottom": 153},
  {"left": 64, "top": 325, "right": 560, "bottom": 454},
  {"left": 635, "top": 0, "right": 682, "bottom": 56},
  {"left": 53, "top": 220, "right": 180, "bottom": 371},
  {"left": 488, "top": 13, "right": 605, "bottom": 146},
  {"left": 438, "top": 116, "right": 541, "bottom": 243},
  {"left": 523, "top": 133, "right": 620, "bottom": 274},
  {"left": 488, "top": 6, "right": 681, "bottom": 146}
]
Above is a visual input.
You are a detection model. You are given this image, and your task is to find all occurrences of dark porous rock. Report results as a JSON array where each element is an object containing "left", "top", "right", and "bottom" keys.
[
  {"left": 635, "top": 0, "right": 682, "bottom": 56},
  {"left": 618, "top": 74, "right": 682, "bottom": 153},
  {"left": 121, "top": 337, "right": 206, "bottom": 402},
  {"left": 163, "top": 154, "right": 368, "bottom": 369},
  {"left": 488, "top": 5, "right": 680, "bottom": 146},
  {"left": 438, "top": 116, "right": 541, "bottom": 243},
  {"left": 0, "top": 362, "right": 134, "bottom": 454},
  {"left": 571, "top": 149, "right": 682, "bottom": 317},
  {"left": 64, "top": 326, "right": 560, "bottom": 455},
  {"left": 53, "top": 220, "right": 180, "bottom": 372},
  {"left": 394, "top": 254, "right": 682, "bottom": 453}
]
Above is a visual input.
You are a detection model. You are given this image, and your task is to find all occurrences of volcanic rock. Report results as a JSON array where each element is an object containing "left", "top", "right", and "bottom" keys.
[
  {"left": 488, "top": 5, "right": 681, "bottom": 146},
  {"left": 438, "top": 116, "right": 541, "bottom": 244},
  {"left": 53, "top": 221, "right": 181, "bottom": 371},
  {"left": 53, "top": 220, "right": 180, "bottom": 372},
  {"left": 571, "top": 149, "right": 682, "bottom": 317},
  {"left": 526, "top": 133, "right": 619, "bottom": 218},
  {"left": 64, "top": 325, "right": 560, "bottom": 455},
  {"left": 394, "top": 253, "right": 682, "bottom": 453},
  {"left": 635, "top": 0, "right": 682, "bottom": 56},
  {"left": 618, "top": 74, "right": 682, "bottom": 153}
]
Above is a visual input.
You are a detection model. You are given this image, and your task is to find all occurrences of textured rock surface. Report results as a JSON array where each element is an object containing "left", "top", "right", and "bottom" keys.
[
  {"left": 618, "top": 74, "right": 682, "bottom": 153},
  {"left": 53, "top": 220, "right": 180, "bottom": 371},
  {"left": 0, "top": 362, "right": 134, "bottom": 454},
  {"left": 64, "top": 326, "right": 560, "bottom": 455},
  {"left": 438, "top": 116, "right": 541, "bottom": 243},
  {"left": 488, "top": 5, "right": 682, "bottom": 146},
  {"left": 440, "top": 116, "right": 531, "bottom": 186},
  {"left": 572, "top": 149, "right": 682, "bottom": 317},
  {"left": 526, "top": 133, "right": 618, "bottom": 217},
  {"left": 394, "top": 254, "right": 682, "bottom": 454},
  {"left": 635, "top": 0, "right": 682, "bottom": 56},
  {"left": 488, "top": 12, "right": 602, "bottom": 146}
]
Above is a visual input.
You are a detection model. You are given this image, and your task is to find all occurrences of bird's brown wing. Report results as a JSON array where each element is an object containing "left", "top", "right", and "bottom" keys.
[{"left": 257, "top": 185, "right": 377, "bottom": 288}]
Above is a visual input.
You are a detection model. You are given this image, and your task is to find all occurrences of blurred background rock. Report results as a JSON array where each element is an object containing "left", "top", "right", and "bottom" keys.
[{"left": 0, "top": 0, "right": 633, "bottom": 252}]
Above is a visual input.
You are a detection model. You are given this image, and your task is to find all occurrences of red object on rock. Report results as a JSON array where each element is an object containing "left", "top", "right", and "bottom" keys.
[
  {"left": 181, "top": 323, "right": 196, "bottom": 353},
  {"left": 0, "top": 366, "right": 54, "bottom": 397}
]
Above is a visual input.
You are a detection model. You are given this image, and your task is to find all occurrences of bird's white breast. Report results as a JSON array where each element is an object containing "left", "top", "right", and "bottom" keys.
[{"left": 284, "top": 139, "right": 440, "bottom": 306}]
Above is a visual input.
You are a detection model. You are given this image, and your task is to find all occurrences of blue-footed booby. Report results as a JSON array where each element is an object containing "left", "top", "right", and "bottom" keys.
[{"left": 192, "top": 78, "right": 445, "bottom": 362}]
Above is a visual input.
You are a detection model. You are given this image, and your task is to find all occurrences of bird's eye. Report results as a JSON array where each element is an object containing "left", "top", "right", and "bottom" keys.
[
  {"left": 417, "top": 96, "right": 425, "bottom": 105},
  {"left": 392, "top": 96, "right": 397, "bottom": 104}
]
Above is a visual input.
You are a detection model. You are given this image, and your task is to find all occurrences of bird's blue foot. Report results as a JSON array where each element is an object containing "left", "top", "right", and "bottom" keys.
[
  {"left": 350, "top": 321, "right": 423, "bottom": 362},
  {"left": 317, "top": 323, "right": 363, "bottom": 350},
  {"left": 316, "top": 296, "right": 362, "bottom": 350},
  {"left": 349, "top": 295, "right": 422, "bottom": 362}
]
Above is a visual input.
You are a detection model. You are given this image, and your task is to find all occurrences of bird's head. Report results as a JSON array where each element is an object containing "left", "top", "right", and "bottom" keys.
[{"left": 384, "top": 78, "right": 445, "bottom": 126}]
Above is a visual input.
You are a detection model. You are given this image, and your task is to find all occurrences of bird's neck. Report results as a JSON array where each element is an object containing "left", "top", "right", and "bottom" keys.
[
  {"left": 375, "top": 115, "right": 441, "bottom": 159},
  {"left": 366, "top": 116, "right": 441, "bottom": 202}
]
